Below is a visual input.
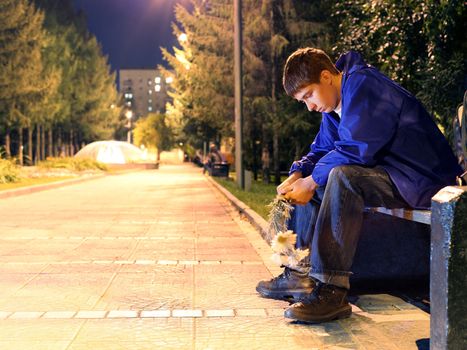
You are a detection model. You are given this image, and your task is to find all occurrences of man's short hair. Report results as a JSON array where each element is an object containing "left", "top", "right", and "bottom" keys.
[{"left": 282, "top": 48, "right": 339, "bottom": 96}]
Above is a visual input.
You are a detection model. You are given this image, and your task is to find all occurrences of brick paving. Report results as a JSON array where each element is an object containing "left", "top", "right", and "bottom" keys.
[{"left": 0, "top": 164, "right": 429, "bottom": 349}]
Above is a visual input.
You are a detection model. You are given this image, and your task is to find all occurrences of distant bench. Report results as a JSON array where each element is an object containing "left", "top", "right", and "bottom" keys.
[{"left": 208, "top": 162, "right": 229, "bottom": 177}]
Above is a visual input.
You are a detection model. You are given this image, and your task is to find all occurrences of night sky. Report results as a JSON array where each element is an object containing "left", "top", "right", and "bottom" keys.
[{"left": 72, "top": 0, "right": 192, "bottom": 72}]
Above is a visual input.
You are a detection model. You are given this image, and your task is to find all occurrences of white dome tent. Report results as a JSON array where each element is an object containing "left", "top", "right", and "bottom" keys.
[{"left": 74, "top": 141, "right": 149, "bottom": 164}]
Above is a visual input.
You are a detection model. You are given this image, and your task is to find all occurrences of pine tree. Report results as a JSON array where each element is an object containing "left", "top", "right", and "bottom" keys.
[{"left": 0, "top": 0, "right": 46, "bottom": 158}]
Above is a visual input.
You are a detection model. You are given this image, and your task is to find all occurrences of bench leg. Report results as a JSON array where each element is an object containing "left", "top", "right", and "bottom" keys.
[{"left": 430, "top": 186, "right": 467, "bottom": 349}]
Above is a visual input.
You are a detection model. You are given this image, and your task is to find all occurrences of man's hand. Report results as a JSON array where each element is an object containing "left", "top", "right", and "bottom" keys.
[
  {"left": 283, "top": 175, "right": 318, "bottom": 205},
  {"left": 277, "top": 172, "right": 302, "bottom": 195}
]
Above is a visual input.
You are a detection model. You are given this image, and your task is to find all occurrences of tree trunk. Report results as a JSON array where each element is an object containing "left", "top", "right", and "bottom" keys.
[
  {"left": 27, "top": 127, "right": 33, "bottom": 165},
  {"left": 270, "top": 3, "right": 281, "bottom": 185},
  {"left": 261, "top": 144, "right": 271, "bottom": 184},
  {"left": 34, "top": 125, "right": 40, "bottom": 164},
  {"left": 48, "top": 129, "right": 53, "bottom": 158},
  {"left": 57, "top": 128, "right": 63, "bottom": 157},
  {"left": 18, "top": 127, "right": 24, "bottom": 165},
  {"left": 4, "top": 128, "right": 11, "bottom": 158},
  {"left": 273, "top": 129, "right": 280, "bottom": 185},
  {"left": 41, "top": 125, "right": 45, "bottom": 160},
  {"left": 271, "top": 55, "right": 281, "bottom": 185},
  {"left": 69, "top": 129, "right": 74, "bottom": 156}
]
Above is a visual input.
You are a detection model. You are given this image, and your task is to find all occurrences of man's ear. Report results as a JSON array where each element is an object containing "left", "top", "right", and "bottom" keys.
[{"left": 320, "top": 70, "right": 333, "bottom": 85}]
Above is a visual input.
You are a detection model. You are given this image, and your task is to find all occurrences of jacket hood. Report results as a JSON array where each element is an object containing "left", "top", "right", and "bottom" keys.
[{"left": 335, "top": 51, "right": 369, "bottom": 75}]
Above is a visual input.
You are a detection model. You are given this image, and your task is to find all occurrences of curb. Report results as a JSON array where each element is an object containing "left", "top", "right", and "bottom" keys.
[
  {"left": 0, "top": 174, "right": 106, "bottom": 200},
  {"left": 205, "top": 176, "right": 271, "bottom": 243},
  {"left": 0, "top": 165, "right": 160, "bottom": 200}
]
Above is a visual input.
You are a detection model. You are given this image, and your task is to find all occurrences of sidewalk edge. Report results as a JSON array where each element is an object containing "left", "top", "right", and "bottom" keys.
[
  {"left": 205, "top": 176, "right": 270, "bottom": 243},
  {"left": 0, "top": 174, "right": 106, "bottom": 199}
]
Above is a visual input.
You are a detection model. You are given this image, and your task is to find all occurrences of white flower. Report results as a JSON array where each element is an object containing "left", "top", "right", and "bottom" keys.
[
  {"left": 271, "top": 230, "right": 297, "bottom": 254},
  {"left": 271, "top": 252, "right": 289, "bottom": 267}
]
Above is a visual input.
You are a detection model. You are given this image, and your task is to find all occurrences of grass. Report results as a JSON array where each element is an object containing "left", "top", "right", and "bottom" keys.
[
  {"left": 0, "top": 176, "right": 75, "bottom": 191},
  {"left": 0, "top": 156, "right": 106, "bottom": 191},
  {"left": 213, "top": 174, "right": 281, "bottom": 220},
  {"left": 38, "top": 157, "right": 108, "bottom": 171}
]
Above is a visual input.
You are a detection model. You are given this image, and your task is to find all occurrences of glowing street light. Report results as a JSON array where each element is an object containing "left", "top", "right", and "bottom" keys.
[{"left": 178, "top": 33, "right": 188, "bottom": 43}]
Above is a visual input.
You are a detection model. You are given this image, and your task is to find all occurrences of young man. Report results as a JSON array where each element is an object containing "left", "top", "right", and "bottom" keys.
[{"left": 256, "top": 48, "right": 463, "bottom": 323}]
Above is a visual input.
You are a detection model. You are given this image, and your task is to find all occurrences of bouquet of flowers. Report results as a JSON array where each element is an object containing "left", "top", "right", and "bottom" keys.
[{"left": 267, "top": 195, "right": 309, "bottom": 270}]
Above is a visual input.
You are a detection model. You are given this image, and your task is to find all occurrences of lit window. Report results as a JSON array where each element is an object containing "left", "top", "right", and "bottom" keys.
[
  {"left": 148, "top": 80, "right": 152, "bottom": 85},
  {"left": 125, "top": 93, "right": 133, "bottom": 99},
  {"left": 148, "top": 106, "right": 153, "bottom": 112},
  {"left": 155, "top": 85, "right": 161, "bottom": 92},
  {"left": 165, "top": 76, "right": 173, "bottom": 84},
  {"left": 126, "top": 101, "right": 132, "bottom": 106},
  {"left": 148, "top": 99, "right": 152, "bottom": 103},
  {"left": 155, "top": 77, "right": 161, "bottom": 84},
  {"left": 149, "top": 90, "right": 152, "bottom": 94}
]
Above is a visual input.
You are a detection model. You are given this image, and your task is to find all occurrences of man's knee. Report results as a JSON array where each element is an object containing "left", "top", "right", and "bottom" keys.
[{"left": 328, "top": 165, "right": 361, "bottom": 183}]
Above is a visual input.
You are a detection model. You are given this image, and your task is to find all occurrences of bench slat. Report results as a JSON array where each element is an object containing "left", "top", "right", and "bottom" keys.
[{"left": 365, "top": 207, "right": 431, "bottom": 225}]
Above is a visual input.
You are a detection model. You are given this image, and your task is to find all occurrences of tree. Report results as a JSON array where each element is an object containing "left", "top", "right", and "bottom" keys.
[
  {"left": 35, "top": 0, "right": 120, "bottom": 158},
  {"left": 162, "top": 0, "right": 332, "bottom": 181},
  {"left": 0, "top": 0, "right": 46, "bottom": 158},
  {"left": 133, "top": 113, "right": 173, "bottom": 161}
]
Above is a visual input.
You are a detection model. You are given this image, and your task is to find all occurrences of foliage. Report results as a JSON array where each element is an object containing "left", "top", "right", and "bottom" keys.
[
  {"left": 133, "top": 113, "right": 174, "bottom": 158},
  {"left": 0, "top": 0, "right": 121, "bottom": 163},
  {"left": 37, "top": 157, "right": 108, "bottom": 171},
  {"left": 0, "top": 0, "right": 47, "bottom": 132},
  {"left": 0, "top": 158, "right": 19, "bottom": 183},
  {"left": 163, "top": 0, "right": 332, "bottom": 179},
  {"left": 333, "top": 0, "right": 466, "bottom": 137}
]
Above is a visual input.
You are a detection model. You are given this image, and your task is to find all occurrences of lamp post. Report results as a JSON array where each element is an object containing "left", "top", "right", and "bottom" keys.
[
  {"left": 126, "top": 110, "right": 133, "bottom": 144},
  {"left": 234, "top": 0, "right": 244, "bottom": 189}
]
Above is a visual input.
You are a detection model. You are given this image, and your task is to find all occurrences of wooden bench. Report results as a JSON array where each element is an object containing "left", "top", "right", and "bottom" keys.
[
  {"left": 365, "top": 207, "right": 431, "bottom": 225},
  {"left": 364, "top": 97, "right": 467, "bottom": 349}
]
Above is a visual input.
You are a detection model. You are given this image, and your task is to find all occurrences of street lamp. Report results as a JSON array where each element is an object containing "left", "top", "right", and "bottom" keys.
[
  {"left": 234, "top": 0, "right": 244, "bottom": 189},
  {"left": 126, "top": 110, "right": 133, "bottom": 144}
]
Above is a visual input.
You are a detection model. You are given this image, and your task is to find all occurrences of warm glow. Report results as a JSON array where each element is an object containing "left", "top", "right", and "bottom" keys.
[
  {"left": 178, "top": 33, "right": 188, "bottom": 43},
  {"left": 165, "top": 76, "right": 173, "bottom": 84},
  {"left": 175, "top": 52, "right": 190, "bottom": 70},
  {"left": 125, "top": 111, "right": 133, "bottom": 120},
  {"left": 155, "top": 85, "right": 161, "bottom": 92}
]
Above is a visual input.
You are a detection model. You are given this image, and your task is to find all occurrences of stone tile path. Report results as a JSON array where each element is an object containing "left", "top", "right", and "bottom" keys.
[{"left": 0, "top": 165, "right": 429, "bottom": 349}]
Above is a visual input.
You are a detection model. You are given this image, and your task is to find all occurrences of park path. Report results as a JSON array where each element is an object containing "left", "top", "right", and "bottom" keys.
[{"left": 0, "top": 164, "right": 429, "bottom": 349}]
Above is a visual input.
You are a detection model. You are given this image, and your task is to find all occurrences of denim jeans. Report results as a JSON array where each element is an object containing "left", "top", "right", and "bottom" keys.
[{"left": 289, "top": 165, "right": 409, "bottom": 289}]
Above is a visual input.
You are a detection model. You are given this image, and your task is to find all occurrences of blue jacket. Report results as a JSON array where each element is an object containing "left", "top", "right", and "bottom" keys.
[{"left": 289, "top": 51, "right": 463, "bottom": 209}]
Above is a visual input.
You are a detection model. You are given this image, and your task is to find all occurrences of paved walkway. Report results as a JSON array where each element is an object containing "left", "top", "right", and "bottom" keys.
[{"left": 0, "top": 165, "right": 429, "bottom": 349}]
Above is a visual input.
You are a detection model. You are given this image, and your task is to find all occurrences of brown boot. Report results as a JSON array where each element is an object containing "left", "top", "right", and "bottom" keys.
[{"left": 284, "top": 282, "right": 351, "bottom": 323}]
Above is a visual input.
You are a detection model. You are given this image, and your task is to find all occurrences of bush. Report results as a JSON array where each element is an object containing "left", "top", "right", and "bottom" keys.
[
  {"left": 37, "top": 157, "right": 108, "bottom": 172},
  {"left": 0, "top": 158, "right": 20, "bottom": 184}
]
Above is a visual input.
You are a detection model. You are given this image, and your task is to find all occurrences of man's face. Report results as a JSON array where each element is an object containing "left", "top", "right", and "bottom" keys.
[{"left": 293, "top": 70, "right": 339, "bottom": 113}]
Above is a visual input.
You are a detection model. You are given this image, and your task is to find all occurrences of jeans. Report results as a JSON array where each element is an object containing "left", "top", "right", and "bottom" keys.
[{"left": 288, "top": 165, "right": 409, "bottom": 289}]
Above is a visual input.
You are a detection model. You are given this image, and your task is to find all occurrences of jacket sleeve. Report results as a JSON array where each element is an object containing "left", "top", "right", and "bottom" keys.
[
  {"left": 289, "top": 113, "right": 339, "bottom": 177},
  {"left": 311, "top": 72, "right": 401, "bottom": 186}
]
